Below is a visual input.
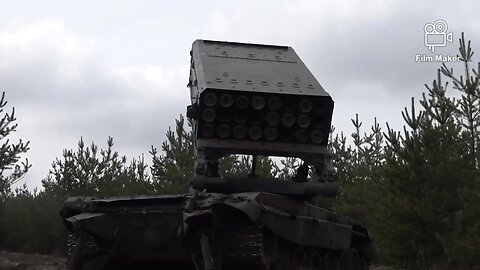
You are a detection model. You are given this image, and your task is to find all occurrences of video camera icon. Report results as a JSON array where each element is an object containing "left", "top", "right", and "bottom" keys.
[{"left": 424, "top": 20, "right": 453, "bottom": 53}]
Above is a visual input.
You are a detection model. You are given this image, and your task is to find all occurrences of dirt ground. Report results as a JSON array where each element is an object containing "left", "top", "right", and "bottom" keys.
[{"left": 0, "top": 250, "right": 66, "bottom": 270}]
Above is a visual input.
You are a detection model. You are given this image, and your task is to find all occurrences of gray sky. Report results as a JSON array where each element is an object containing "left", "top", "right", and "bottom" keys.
[{"left": 1, "top": 0, "right": 479, "bottom": 189}]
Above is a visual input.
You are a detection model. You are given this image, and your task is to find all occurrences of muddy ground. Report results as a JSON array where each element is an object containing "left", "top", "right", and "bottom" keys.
[
  {"left": 0, "top": 250, "right": 397, "bottom": 270},
  {"left": 0, "top": 251, "right": 66, "bottom": 270}
]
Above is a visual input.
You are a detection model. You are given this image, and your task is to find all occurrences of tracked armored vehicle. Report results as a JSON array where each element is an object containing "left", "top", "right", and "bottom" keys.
[{"left": 62, "top": 40, "right": 378, "bottom": 270}]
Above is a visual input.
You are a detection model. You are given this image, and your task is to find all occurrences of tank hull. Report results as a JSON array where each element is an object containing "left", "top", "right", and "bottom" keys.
[{"left": 62, "top": 192, "right": 377, "bottom": 269}]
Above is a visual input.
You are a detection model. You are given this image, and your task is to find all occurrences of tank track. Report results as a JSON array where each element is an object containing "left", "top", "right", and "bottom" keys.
[
  {"left": 222, "top": 225, "right": 369, "bottom": 270},
  {"left": 67, "top": 228, "right": 369, "bottom": 270},
  {"left": 67, "top": 234, "right": 106, "bottom": 270}
]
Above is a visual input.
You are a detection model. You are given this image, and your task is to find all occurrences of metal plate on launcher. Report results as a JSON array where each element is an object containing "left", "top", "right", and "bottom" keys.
[{"left": 207, "top": 46, "right": 297, "bottom": 63}]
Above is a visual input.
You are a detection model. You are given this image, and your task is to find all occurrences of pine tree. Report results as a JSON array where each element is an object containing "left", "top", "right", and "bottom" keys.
[
  {"left": 0, "top": 92, "right": 30, "bottom": 211},
  {"left": 223, "top": 155, "right": 278, "bottom": 177},
  {"left": 42, "top": 136, "right": 152, "bottom": 199},
  {"left": 441, "top": 33, "right": 480, "bottom": 168},
  {"left": 436, "top": 33, "right": 480, "bottom": 267},
  {"left": 379, "top": 70, "right": 475, "bottom": 267},
  {"left": 150, "top": 115, "right": 195, "bottom": 193},
  {"left": 275, "top": 157, "right": 300, "bottom": 180},
  {"left": 327, "top": 33, "right": 480, "bottom": 268},
  {"left": 330, "top": 115, "right": 384, "bottom": 225}
]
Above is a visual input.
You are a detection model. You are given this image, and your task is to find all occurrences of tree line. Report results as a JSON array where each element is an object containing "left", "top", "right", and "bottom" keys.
[{"left": 0, "top": 34, "right": 479, "bottom": 269}]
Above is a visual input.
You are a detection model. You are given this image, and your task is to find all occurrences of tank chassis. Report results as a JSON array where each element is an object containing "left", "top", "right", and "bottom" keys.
[{"left": 61, "top": 40, "right": 378, "bottom": 270}]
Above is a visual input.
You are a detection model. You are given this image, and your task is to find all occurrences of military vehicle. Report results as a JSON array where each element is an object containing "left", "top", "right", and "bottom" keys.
[{"left": 61, "top": 40, "right": 378, "bottom": 270}]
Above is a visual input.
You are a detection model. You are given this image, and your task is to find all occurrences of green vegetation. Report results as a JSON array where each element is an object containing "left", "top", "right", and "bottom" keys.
[
  {"left": 0, "top": 92, "right": 30, "bottom": 211},
  {"left": 330, "top": 33, "right": 480, "bottom": 268},
  {"left": 42, "top": 136, "right": 153, "bottom": 199},
  {"left": 0, "top": 34, "right": 479, "bottom": 269}
]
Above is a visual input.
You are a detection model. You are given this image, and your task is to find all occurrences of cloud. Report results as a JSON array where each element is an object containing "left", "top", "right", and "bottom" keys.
[
  {"left": 201, "top": 0, "right": 480, "bottom": 139},
  {"left": 0, "top": 20, "right": 188, "bottom": 189},
  {"left": 2, "top": 1, "right": 480, "bottom": 189},
  {"left": 0, "top": 21, "right": 98, "bottom": 101}
]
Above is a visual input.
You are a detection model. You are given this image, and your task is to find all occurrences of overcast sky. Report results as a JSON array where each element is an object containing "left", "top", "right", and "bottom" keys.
[{"left": 2, "top": 0, "right": 479, "bottom": 189}]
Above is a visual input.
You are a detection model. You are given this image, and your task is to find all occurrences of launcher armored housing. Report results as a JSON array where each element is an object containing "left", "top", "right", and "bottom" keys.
[{"left": 62, "top": 40, "right": 378, "bottom": 270}]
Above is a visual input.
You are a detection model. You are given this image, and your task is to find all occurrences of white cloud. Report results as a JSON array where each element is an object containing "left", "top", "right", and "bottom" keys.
[
  {"left": 0, "top": 20, "right": 187, "bottom": 189},
  {"left": 114, "top": 64, "right": 189, "bottom": 102},
  {"left": 2, "top": 0, "right": 480, "bottom": 190},
  {"left": 0, "top": 20, "right": 97, "bottom": 82}
]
